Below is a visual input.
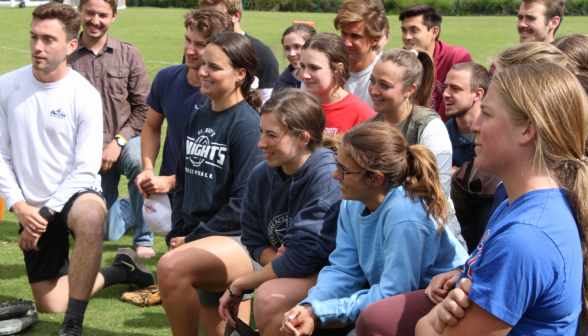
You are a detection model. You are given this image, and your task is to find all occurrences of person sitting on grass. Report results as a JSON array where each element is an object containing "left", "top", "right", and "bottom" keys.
[
  {"left": 156, "top": 31, "right": 265, "bottom": 336},
  {"left": 280, "top": 122, "right": 468, "bottom": 336},
  {"left": 218, "top": 88, "right": 342, "bottom": 335},
  {"left": 366, "top": 48, "right": 466, "bottom": 248},
  {"left": 272, "top": 24, "right": 316, "bottom": 96},
  {"left": 415, "top": 62, "right": 586, "bottom": 336},
  {"left": 300, "top": 32, "right": 375, "bottom": 136}
]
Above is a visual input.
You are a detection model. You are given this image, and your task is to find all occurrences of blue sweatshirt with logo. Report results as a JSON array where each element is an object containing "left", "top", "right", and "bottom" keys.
[
  {"left": 240, "top": 147, "right": 342, "bottom": 278},
  {"left": 301, "top": 185, "right": 469, "bottom": 325},
  {"left": 167, "top": 99, "right": 264, "bottom": 246}
]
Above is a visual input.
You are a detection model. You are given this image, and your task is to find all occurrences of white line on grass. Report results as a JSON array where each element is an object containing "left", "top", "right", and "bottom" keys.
[{"left": 0, "top": 46, "right": 28, "bottom": 53}]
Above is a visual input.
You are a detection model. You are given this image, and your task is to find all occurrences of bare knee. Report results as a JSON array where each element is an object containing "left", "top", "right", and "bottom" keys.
[
  {"left": 253, "top": 281, "right": 287, "bottom": 324},
  {"left": 30, "top": 278, "right": 69, "bottom": 314},
  {"left": 68, "top": 196, "right": 106, "bottom": 239},
  {"left": 157, "top": 253, "right": 187, "bottom": 292}
]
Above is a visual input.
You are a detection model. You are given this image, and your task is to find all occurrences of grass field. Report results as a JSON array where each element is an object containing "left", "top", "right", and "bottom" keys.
[{"left": 1, "top": 6, "right": 587, "bottom": 335}]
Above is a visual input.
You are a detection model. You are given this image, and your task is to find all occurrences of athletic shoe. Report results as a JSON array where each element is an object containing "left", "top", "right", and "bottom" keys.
[
  {"left": 0, "top": 303, "right": 38, "bottom": 335},
  {"left": 120, "top": 285, "right": 161, "bottom": 307},
  {"left": 113, "top": 246, "right": 155, "bottom": 289},
  {"left": 0, "top": 299, "right": 35, "bottom": 321},
  {"left": 59, "top": 319, "right": 83, "bottom": 336}
]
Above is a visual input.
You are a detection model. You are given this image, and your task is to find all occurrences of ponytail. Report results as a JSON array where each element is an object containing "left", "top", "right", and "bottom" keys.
[
  {"left": 244, "top": 88, "right": 262, "bottom": 112},
  {"left": 405, "top": 144, "right": 449, "bottom": 231},
  {"left": 341, "top": 122, "right": 448, "bottom": 230},
  {"left": 380, "top": 48, "right": 435, "bottom": 107}
]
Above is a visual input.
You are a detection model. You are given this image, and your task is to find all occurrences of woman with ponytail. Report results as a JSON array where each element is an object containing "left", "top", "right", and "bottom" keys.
[
  {"left": 367, "top": 48, "right": 466, "bottom": 248},
  {"left": 281, "top": 122, "right": 468, "bottom": 336},
  {"left": 157, "top": 32, "right": 265, "bottom": 336},
  {"left": 217, "top": 89, "right": 342, "bottom": 335},
  {"left": 416, "top": 63, "right": 586, "bottom": 335}
]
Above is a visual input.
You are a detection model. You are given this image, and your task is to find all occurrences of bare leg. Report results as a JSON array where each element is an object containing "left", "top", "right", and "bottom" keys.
[
  {"left": 67, "top": 193, "right": 106, "bottom": 301},
  {"left": 201, "top": 300, "right": 252, "bottom": 336},
  {"left": 30, "top": 276, "right": 70, "bottom": 313},
  {"left": 254, "top": 273, "right": 319, "bottom": 336},
  {"left": 158, "top": 236, "right": 254, "bottom": 336}
]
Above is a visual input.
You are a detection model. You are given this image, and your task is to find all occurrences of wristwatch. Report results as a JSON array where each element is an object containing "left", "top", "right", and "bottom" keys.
[
  {"left": 39, "top": 206, "right": 56, "bottom": 222},
  {"left": 115, "top": 135, "right": 127, "bottom": 147}
]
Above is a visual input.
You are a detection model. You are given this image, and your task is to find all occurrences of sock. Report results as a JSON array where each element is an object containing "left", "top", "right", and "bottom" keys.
[
  {"left": 63, "top": 298, "right": 89, "bottom": 323},
  {"left": 99, "top": 265, "right": 128, "bottom": 288}
]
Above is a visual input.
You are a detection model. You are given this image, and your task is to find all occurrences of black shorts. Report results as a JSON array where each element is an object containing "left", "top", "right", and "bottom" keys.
[{"left": 20, "top": 189, "right": 104, "bottom": 284}]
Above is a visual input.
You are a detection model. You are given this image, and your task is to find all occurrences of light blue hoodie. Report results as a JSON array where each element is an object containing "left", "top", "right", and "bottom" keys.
[{"left": 301, "top": 185, "right": 469, "bottom": 325}]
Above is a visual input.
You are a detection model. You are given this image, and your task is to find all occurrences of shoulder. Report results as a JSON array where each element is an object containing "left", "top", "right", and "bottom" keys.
[
  {"left": 69, "top": 70, "right": 99, "bottom": 93},
  {"left": 245, "top": 34, "right": 272, "bottom": 54},
  {"left": 380, "top": 187, "right": 430, "bottom": 224},
  {"left": 249, "top": 161, "right": 270, "bottom": 183},
  {"left": 153, "top": 65, "right": 185, "bottom": 82},
  {"left": 446, "top": 45, "right": 472, "bottom": 62},
  {"left": 0, "top": 65, "right": 29, "bottom": 86}
]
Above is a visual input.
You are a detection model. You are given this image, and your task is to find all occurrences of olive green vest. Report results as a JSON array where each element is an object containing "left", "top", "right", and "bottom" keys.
[{"left": 366, "top": 105, "right": 440, "bottom": 145}]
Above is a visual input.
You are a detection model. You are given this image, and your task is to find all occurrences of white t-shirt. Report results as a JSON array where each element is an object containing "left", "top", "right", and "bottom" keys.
[
  {"left": 0, "top": 65, "right": 103, "bottom": 212},
  {"left": 419, "top": 117, "right": 453, "bottom": 198},
  {"left": 345, "top": 56, "right": 379, "bottom": 108}
]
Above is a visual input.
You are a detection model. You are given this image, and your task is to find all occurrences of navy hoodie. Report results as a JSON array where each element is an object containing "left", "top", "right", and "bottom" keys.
[
  {"left": 167, "top": 100, "right": 264, "bottom": 245},
  {"left": 241, "top": 147, "right": 342, "bottom": 278},
  {"left": 271, "top": 64, "right": 301, "bottom": 97}
]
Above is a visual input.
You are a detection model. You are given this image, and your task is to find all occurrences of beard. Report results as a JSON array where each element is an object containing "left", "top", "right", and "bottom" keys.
[{"left": 445, "top": 104, "right": 472, "bottom": 119}]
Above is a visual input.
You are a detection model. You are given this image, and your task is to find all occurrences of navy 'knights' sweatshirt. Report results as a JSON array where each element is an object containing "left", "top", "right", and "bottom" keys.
[{"left": 240, "top": 147, "right": 342, "bottom": 278}]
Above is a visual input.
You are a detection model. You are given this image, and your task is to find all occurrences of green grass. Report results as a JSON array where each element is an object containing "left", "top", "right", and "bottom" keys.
[{"left": 1, "top": 6, "right": 587, "bottom": 335}]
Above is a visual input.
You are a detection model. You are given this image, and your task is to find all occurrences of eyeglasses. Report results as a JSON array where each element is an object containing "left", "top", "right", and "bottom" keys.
[{"left": 333, "top": 153, "right": 363, "bottom": 180}]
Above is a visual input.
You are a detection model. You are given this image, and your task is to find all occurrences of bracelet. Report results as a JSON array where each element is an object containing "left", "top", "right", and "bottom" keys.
[
  {"left": 227, "top": 283, "right": 254, "bottom": 298},
  {"left": 142, "top": 168, "right": 154, "bottom": 172}
]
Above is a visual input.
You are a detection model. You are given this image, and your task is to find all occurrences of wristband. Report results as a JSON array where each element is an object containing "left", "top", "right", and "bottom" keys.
[
  {"left": 142, "top": 168, "right": 154, "bottom": 172},
  {"left": 227, "top": 283, "right": 254, "bottom": 298}
]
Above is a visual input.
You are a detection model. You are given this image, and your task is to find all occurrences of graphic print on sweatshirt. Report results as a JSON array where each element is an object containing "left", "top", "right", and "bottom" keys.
[
  {"left": 268, "top": 213, "right": 291, "bottom": 247},
  {"left": 185, "top": 127, "right": 227, "bottom": 179},
  {"left": 429, "top": 79, "right": 445, "bottom": 110}
]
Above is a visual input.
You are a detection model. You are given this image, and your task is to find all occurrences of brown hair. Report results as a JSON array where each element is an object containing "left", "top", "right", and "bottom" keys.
[
  {"left": 379, "top": 48, "right": 435, "bottom": 107},
  {"left": 450, "top": 62, "right": 491, "bottom": 97},
  {"left": 553, "top": 34, "right": 588, "bottom": 73},
  {"left": 576, "top": 74, "right": 588, "bottom": 96},
  {"left": 207, "top": 32, "right": 261, "bottom": 111},
  {"left": 184, "top": 8, "right": 233, "bottom": 38},
  {"left": 495, "top": 42, "right": 573, "bottom": 72},
  {"left": 260, "top": 89, "right": 338, "bottom": 152},
  {"left": 281, "top": 23, "right": 316, "bottom": 46},
  {"left": 341, "top": 122, "right": 449, "bottom": 229},
  {"left": 302, "top": 32, "right": 350, "bottom": 92},
  {"left": 492, "top": 63, "right": 588, "bottom": 326},
  {"left": 399, "top": 4, "right": 442, "bottom": 40},
  {"left": 521, "top": 0, "right": 565, "bottom": 34},
  {"left": 199, "top": 0, "right": 242, "bottom": 16},
  {"left": 79, "top": 0, "right": 118, "bottom": 14},
  {"left": 32, "top": 3, "right": 81, "bottom": 42},
  {"left": 334, "top": 0, "right": 388, "bottom": 42}
]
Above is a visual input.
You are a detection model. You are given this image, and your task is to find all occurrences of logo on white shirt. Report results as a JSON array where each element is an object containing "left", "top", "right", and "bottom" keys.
[{"left": 50, "top": 108, "right": 66, "bottom": 120}]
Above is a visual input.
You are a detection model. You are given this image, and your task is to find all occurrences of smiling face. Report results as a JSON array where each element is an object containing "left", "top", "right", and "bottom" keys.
[
  {"left": 340, "top": 21, "right": 376, "bottom": 65},
  {"left": 283, "top": 32, "right": 305, "bottom": 69},
  {"left": 30, "top": 18, "right": 76, "bottom": 75},
  {"left": 517, "top": 2, "right": 552, "bottom": 42},
  {"left": 401, "top": 15, "right": 437, "bottom": 54},
  {"left": 368, "top": 60, "right": 412, "bottom": 115},
  {"left": 184, "top": 27, "right": 207, "bottom": 70},
  {"left": 300, "top": 48, "right": 338, "bottom": 97},
  {"left": 471, "top": 85, "right": 526, "bottom": 176},
  {"left": 258, "top": 112, "right": 310, "bottom": 175},
  {"left": 332, "top": 147, "right": 374, "bottom": 202},
  {"left": 199, "top": 43, "right": 244, "bottom": 101},
  {"left": 443, "top": 69, "right": 476, "bottom": 118},
  {"left": 78, "top": 0, "right": 116, "bottom": 41}
]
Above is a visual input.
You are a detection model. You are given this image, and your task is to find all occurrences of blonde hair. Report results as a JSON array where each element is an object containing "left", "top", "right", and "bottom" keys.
[
  {"left": 492, "top": 62, "right": 588, "bottom": 326},
  {"left": 341, "top": 122, "right": 449, "bottom": 230},
  {"left": 495, "top": 42, "right": 573, "bottom": 72},
  {"left": 334, "top": 0, "right": 388, "bottom": 42},
  {"left": 379, "top": 48, "right": 435, "bottom": 107},
  {"left": 199, "top": 0, "right": 242, "bottom": 16}
]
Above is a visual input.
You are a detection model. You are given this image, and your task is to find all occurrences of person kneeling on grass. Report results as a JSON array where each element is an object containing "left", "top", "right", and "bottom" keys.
[
  {"left": 156, "top": 31, "right": 265, "bottom": 336},
  {"left": 281, "top": 122, "right": 468, "bottom": 336},
  {"left": 415, "top": 63, "right": 586, "bottom": 336},
  {"left": 218, "top": 89, "right": 342, "bottom": 335}
]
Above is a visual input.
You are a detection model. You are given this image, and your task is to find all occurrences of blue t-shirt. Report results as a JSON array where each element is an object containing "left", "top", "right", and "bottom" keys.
[
  {"left": 458, "top": 189, "right": 582, "bottom": 335},
  {"left": 146, "top": 64, "right": 209, "bottom": 178}
]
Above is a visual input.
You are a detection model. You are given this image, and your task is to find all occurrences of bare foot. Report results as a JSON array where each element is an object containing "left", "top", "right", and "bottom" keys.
[{"left": 136, "top": 246, "right": 156, "bottom": 259}]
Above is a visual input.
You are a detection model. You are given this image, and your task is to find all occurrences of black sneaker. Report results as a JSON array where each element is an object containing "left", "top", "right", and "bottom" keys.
[
  {"left": 59, "top": 319, "right": 83, "bottom": 336},
  {"left": 113, "top": 246, "right": 155, "bottom": 289}
]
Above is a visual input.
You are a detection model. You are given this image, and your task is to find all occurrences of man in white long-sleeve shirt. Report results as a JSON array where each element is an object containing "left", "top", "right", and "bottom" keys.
[{"left": 0, "top": 4, "right": 110, "bottom": 335}]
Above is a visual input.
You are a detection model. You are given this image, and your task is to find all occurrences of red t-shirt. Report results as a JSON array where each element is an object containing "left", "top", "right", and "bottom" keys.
[
  {"left": 322, "top": 93, "right": 375, "bottom": 135},
  {"left": 432, "top": 39, "right": 473, "bottom": 122}
]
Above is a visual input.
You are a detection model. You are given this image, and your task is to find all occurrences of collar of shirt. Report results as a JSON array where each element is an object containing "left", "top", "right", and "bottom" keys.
[{"left": 76, "top": 32, "right": 116, "bottom": 56}]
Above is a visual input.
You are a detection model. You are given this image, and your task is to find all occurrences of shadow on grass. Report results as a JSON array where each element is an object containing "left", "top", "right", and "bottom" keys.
[
  {"left": 124, "top": 311, "right": 170, "bottom": 329},
  {"left": 18, "top": 319, "right": 157, "bottom": 335}
]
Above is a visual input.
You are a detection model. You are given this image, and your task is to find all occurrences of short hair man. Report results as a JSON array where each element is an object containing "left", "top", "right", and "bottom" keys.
[
  {"left": 443, "top": 63, "right": 490, "bottom": 170},
  {"left": 135, "top": 9, "right": 233, "bottom": 229},
  {"left": 0, "top": 4, "right": 153, "bottom": 334},
  {"left": 199, "top": 0, "right": 279, "bottom": 103},
  {"left": 518, "top": 0, "right": 564, "bottom": 43},
  {"left": 334, "top": 0, "right": 388, "bottom": 107},
  {"left": 67, "top": 0, "right": 155, "bottom": 258},
  {"left": 400, "top": 4, "right": 473, "bottom": 122}
]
